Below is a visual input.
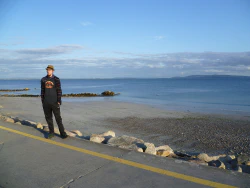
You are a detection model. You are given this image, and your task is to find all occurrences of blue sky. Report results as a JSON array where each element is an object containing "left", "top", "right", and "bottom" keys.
[{"left": 0, "top": 0, "right": 250, "bottom": 78}]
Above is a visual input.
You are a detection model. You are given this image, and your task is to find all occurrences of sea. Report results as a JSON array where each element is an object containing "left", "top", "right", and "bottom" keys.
[{"left": 0, "top": 75, "right": 250, "bottom": 116}]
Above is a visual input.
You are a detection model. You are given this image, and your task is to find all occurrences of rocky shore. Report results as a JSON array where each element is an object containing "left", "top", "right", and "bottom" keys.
[
  {"left": 0, "top": 88, "right": 30, "bottom": 92},
  {"left": 0, "top": 90, "right": 120, "bottom": 97}
]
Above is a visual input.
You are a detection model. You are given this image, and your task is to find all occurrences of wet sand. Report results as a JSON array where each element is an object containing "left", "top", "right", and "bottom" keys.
[{"left": 0, "top": 97, "right": 249, "bottom": 156}]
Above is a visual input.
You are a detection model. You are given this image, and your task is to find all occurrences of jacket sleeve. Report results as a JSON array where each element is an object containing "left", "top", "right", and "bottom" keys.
[
  {"left": 40, "top": 78, "right": 45, "bottom": 102},
  {"left": 55, "top": 78, "right": 62, "bottom": 105}
]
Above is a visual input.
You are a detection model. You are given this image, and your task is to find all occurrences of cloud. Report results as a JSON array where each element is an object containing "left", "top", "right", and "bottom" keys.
[
  {"left": 0, "top": 45, "right": 250, "bottom": 78},
  {"left": 204, "top": 69, "right": 225, "bottom": 73},
  {"left": 153, "top": 36, "right": 165, "bottom": 40},
  {"left": 80, "top": 21, "right": 93, "bottom": 26},
  {"left": 14, "top": 44, "right": 83, "bottom": 56}
]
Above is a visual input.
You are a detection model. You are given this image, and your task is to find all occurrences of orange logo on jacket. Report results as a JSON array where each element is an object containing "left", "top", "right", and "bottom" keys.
[{"left": 45, "top": 81, "right": 54, "bottom": 88}]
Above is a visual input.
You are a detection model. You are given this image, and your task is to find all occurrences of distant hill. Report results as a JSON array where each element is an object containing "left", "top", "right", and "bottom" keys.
[{"left": 172, "top": 75, "right": 250, "bottom": 79}]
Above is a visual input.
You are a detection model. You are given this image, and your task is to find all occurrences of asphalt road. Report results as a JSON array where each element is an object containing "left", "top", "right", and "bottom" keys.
[{"left": 0, "top": 120, "right": 249, "bottom": 188}]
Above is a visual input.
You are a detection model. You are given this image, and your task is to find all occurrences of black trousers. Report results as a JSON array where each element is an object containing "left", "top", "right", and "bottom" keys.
[{"left": 42, "top": 100, "right": 66, "bottom": 136}]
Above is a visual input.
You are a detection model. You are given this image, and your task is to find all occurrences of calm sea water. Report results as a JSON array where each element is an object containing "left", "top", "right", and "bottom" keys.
[{"left": 0, "top": 76, "right": 250, "bottom": 116}]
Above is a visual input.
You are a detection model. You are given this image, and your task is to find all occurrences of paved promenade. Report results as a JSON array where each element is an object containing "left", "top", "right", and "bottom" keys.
[{"left": 0, "top": 120, "right": 249, "bottom": 188}]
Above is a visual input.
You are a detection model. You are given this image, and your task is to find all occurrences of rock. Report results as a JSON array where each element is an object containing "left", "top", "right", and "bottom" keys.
[
  {"left": 246, "top": 161, "right": 250, "bottom": 166},
  {"left": 155, "top": 145, "right": 174, "bottom": 153},
  {"left": 197, "top": 153, "right": 226, "bottom": 162},
  {"left": 99, "top": 130, "right": 115, "bottom": 137},
  {"left": 219, "top": 155, "right": 235, "bottom": 163},
  {"left": 208, "top": 160, "right": 225, "bottom": 169},
  {"left": 237, "top": 154, "right": 250, "bottom": 165},
  {"left": 43, "top": 126, "right": 49, "bottom": 132},
  {"left": 90, "top": 134, "right": 105, "bottom": 143},
  {"left": 137, "top": 148, "right": 143, "bottom": 152},
  {"left": 12, "top": 117, "right": 22, "bottom": 123},
  {"left": 107, "top": 135, "right": 144, "bottom": 147},
  {"left": 236, "top": 166, "right": 242, "bottom": 173},
  {"left": 70, "top": 130, "right": 82, "bottom": 136},
  {"left": 157, "top": 149, "right": 172, "bottom": 157},
  {"left": 54, "top": 128, "right": 61, "bottom": 135},
  {"left": 64, "top": 130, "right": 77, "bottom": 137},
  {"left": 36, "top": 122, "right": 43, "bottom": 129},
  {"left": 95, "top": 130, "right": 116, "bottom": 143},
  {"left": 101, "top": 91, "right": 115, "bottom": 96},
  {"left": 231, "top": 159, "right": 238, "bottom": 169},
  {"left": 168, "top": 153, "right": 179, "bottom": 158},
  {"left": 144, "top": 142, "right": 156, "bottom": 155},
  {"left": 188, "top": 159, "right": 208, "bottom": 166},
  {"left": 175, "top": 151, "right": 192, "bottom": 158},
  {"left": 118, "top": 144, "right": 143, "bottom": 152},
  {"left": 241, "top": 165, "right": 250, "bottom": 173},
  {"left": 2, "top": 116, "right": 15, "bottom": 123},
  {"left": 224, "top": 162, "right": 232, "bottom": 170}
]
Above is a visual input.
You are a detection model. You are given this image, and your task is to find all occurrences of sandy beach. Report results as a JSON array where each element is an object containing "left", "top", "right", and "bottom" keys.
[{"left": 0, "top": 97, "right": 249, "bottom": 156}]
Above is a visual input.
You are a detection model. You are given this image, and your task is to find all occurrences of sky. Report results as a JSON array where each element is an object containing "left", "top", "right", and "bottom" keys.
[{"left": 0, "top": 0, "right": 250, "bottom": 78}]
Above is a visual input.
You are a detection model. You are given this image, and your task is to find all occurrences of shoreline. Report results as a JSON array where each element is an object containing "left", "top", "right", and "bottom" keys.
[{"left": 0, "top": 97, "right": 249, "bottom": 157}]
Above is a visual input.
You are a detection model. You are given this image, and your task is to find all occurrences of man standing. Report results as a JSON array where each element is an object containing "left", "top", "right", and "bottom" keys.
[{"left": 41, "top": 65, "right": 68, "bottom": 139}]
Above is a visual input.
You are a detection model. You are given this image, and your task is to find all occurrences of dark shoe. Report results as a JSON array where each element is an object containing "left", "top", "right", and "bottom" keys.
[
  {"left": 47, "top": 133, "right": 54, "bottom": 139},
  {"left": 61, "top": 133, "right": 68, "bottom": 139}
]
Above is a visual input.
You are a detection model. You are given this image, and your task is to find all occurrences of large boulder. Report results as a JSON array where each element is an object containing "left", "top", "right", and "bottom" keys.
[
  {"left": 107, "top": 135, "right": 145, "bottom": 152},
  {"left": 155, "top": 145, "right": 173, "bottom": 152},
  {"left": 155, "top": 145, "right": 174, "bottom": 156},
  {"left": 157, "top": 150, "right": 172, "bottom": 157},
  {"left": 1, "top": 116, "right": 15, "bottom": 123},
  {"left": 36, "top": 122, "right": 43, "bottom": 129},
  {"left": 237, "top": 154, "right": 250, "bottom": 165},
  {"left": 90, "top": 130, "right": 115, "bottom": 144},
  {"left": 65, "top": 130, "right": 77, "bottom": 137},
  {"left": 197, "top": 153, "right": 226, "bottom": 162},
  {"left": 188, "top": 159, "right": 208, "bottom": 166},
  {"left": 118, "top": 144, "right": 143, "bottom": 152},
  {"left": 54, "top": 128, "right": 61, "bottom": 135},
  {"left": 208, "top": 160, "right": 225, "bottom": 169},
  {"left": 107, "top": 135, "right": 144, "bottom": 147},
  {"left": 219, "top": 155, "right": 235, "bottom": 163},
  {"left": 90, "top": 134, "right": 105, "bottom": 143},
  {"left": 144, "top": 142, "right": 156, "bottom": 155},
  {"left": 43, "top": 126, "right": 49, "bottom": 132},
  {"left": 99, "top": 130, "right": 115, "bottom": 137}
]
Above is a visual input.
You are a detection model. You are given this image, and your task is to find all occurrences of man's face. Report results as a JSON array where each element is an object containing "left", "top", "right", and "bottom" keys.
[{"left": 47, "top": 68, "right": 54, "bottom": 76}]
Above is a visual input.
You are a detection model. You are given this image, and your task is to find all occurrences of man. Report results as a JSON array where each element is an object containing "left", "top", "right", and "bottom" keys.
[{"left": 41, "top": 65, "right": 68, "bottom": 139}]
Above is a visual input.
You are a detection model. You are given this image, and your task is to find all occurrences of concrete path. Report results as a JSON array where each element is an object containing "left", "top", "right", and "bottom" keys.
[{"left": 0, "top": 120, "right": 249, "bottom": 188}]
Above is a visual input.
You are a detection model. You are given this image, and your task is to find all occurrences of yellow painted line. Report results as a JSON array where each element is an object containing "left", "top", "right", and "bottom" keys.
[{"left": 0, "top": 125, "right": 237, "bottom": 188}]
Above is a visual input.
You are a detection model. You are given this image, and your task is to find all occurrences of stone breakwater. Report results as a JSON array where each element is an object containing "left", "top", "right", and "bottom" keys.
[
  {"left": 0, "top": 88, "right": 30, "bottom": 92},
  {"left": 0, "top": 90, "right": 120, "bottom": 97},
  {"left": 1, "top": 112, "right": 250, "bottom": 174}
]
